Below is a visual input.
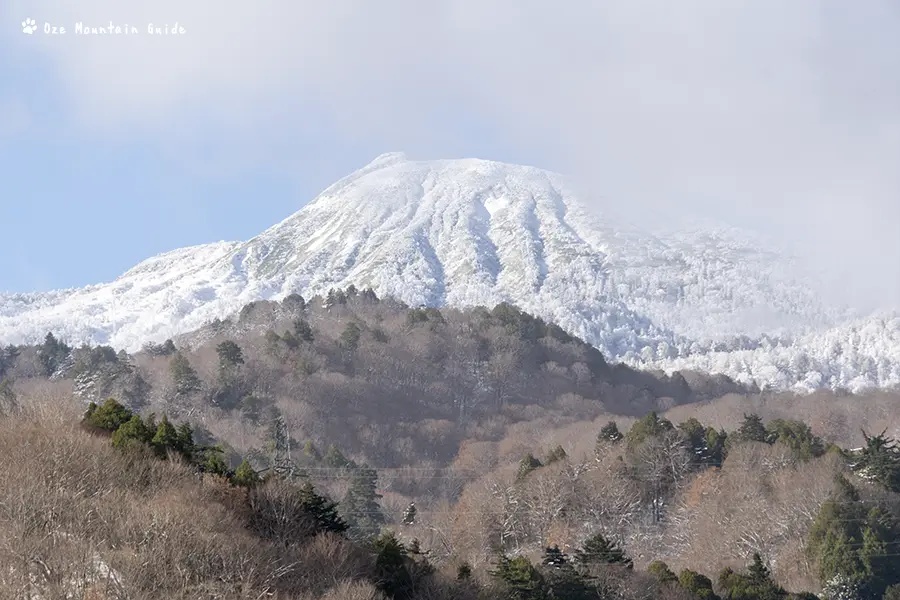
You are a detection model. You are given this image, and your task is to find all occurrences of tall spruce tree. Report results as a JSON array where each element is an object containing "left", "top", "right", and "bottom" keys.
[
  {"left": 342, "top": 465, "right": 385, "bottom": 540},
  {"left": 297, "top": 481, "right": 347, "bottom": 535}
]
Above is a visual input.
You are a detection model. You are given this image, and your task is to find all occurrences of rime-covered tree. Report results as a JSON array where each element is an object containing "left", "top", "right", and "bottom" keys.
[{"left": 402, "top": 502, "right": 417, "bottom": 526}]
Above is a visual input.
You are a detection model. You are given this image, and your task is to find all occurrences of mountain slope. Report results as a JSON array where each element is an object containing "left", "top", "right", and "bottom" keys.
[{"left": 1, "top": 152, "right": 897, "bottom": 392}]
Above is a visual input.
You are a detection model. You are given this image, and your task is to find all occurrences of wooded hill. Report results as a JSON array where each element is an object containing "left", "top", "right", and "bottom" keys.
[{"left": 3, "top": 289, "right": 900, "bottom": 598}]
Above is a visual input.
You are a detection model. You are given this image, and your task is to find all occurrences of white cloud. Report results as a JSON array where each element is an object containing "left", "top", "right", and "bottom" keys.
[{"left": 2, "top": 0, "right": 899, "bottom": 308}]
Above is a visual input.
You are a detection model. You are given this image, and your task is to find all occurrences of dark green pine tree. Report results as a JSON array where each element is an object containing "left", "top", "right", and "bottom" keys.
[
  {"left": 737, "top": 413, "right": 770, "bottom": 444},
  {"left": 542, "top": 545, "right": 569, "bottom": 568},
  {"left": 747, "top": 553, "right": 770, "bottom": 586},
  {"left": 678, "top": 569, "right": 719, "bottom": 600},
  {"left": 293, "top": 319, "right": 314, "bottom": 342},
  {"left": 282, "top": 293, "right": 306, "bottom": 312},
  {"left": 625, "top": 411, "right": 674, "bottom": 450},
  {"left": 647, "top": 561, "right": 678, "bottom": 585},
  {"left": 342, "top": 465, "right": 385, "bottom": 540},
  {"left": 216, "top": 340, "right": 244, "bottom": 370},
  {"left": 706, "top": 427, "right": 728, "bottom": 467},
  {"left": 200, "top": 446, "right": 231, "bottom": 477},
  {"left": 110, "top": 414, "right": 153, "bottom": 450},
  {"left": 324, "top": 444, "right": 354, "bottom": 469},
  {"left": 82, "top": 398, "right": 132, "bottom": 432},
  {"left": 855, "top": 430, "right": 900, "bottom": 492},
  {"left": 38, "top": 332, "right": 70, "bottom": 377},
  {"left": 175, "top": 422, "right": 195, "bottom": 459},
  {"left": 170, "top": 352, "right": 202, "bottom": 396},
  {"left": 151, "top": 415, "right": 179, "bottom": 456},
  {"left": 281, "top": 330, "right": 300, "bottom": 350},
  {"left": 679, "top": 418, "right": 712, "bottom": 466},
  {"left": 340, "top": 322, "right": 362, "bottom": 351},
  {"left": 233, "top": 459, "right": 260, "bottom": 488},
  {"left": 573, "top": 533, "right": 633, "bottom": 570},
  {"left": 718, "top": 554, "right": 788, "bottom": 600},
  {"left": 599, "top": 421, "right": 624, "bottom": 444},
  {"left": 298, "top": 481, "right": 347, "bottom": 535},
  {"left": 490, "top": 556, "right": 547, "bottom": 600},
  {"left": 373, "top": 532, "right": 414, "bottom": 600},
  {"left": 541, "top": 546, "right": 594, "bottom": 599}
]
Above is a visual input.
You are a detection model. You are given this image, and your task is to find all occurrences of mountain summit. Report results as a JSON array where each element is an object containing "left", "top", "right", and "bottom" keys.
[{"left": 1, "top": 154, "right": 898, "bottom": 392}]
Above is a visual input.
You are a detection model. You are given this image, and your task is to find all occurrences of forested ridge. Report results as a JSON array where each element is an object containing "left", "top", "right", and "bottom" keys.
[{"left": 2, "top": 288, "right": 900, "bottom": 599}]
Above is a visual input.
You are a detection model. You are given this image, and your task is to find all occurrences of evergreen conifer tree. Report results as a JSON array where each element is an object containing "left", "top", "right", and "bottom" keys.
[
  {"left": 152, "top": 415, "right": 179, "bottom": 456},
  {"left": 854, "top": 430, "right": 900, "bottom": 492},
  {"left": 541, "top": 545, "right": 595, "bottom": 600},
  {"left": 340, "top": 322, "right": 362, "bottom": 351},
  {"left": 342, "top": 465, "right": 385, "bottom": 539},
  {"left": 490, "top": 556, "right": 547, "bottom": 600},
  {"left": 216, "top": 341, "right": 244, "bottom": 370},
  {"left": 737, "top": 413, "right": 771, "bottom": 444},
  {"left": 297, "top": 481, "right": 348, "bottom": 534},
  {"left": 293, "top": 319, "right": 314, "bottom": 342},
  {"left": 373, "top": 532, "right": 414, "bottom": 599},
  {"left": 110, "top": 414, "right": 153, "bottom": 450},
  {"left": 599, "top": 421, "right": 624, "bottom": 443},
  {"left": 233, "top": 459, "right": 260, "bottom": 488},
  {"left": 574, "top": 533, "right": 633, "bottom": 570},
  {"left": 175, "top": 422, "right": 195, "bottom": 459},
  {"left": 324, "top": 444, "right": 354, "bottom": 469},
  {"left": 38, "top": 332, "right": 70, "bottom": 377},
  {"left": 170, "top": 352, "right": 201, "bottom": 396},
  {"left": 82, "top": 398, "right": 132, "bottom": 432}
]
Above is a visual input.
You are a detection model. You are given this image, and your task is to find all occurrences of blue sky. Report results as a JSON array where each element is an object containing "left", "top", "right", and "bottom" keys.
[
  {"left": 0, "top": 26, "right": 545, "bottom": 293},
  {"left": 1, "top": 0, "right": 899, "bottom": 309}
]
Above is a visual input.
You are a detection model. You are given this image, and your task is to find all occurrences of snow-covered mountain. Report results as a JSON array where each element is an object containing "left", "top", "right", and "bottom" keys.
[{"left": 1, "top": 152, "right": 898, "bottom": 392}]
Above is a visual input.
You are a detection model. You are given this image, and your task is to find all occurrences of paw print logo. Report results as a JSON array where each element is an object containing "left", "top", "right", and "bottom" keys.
[{"left": 22, "top": 18, "right": 37, "bottom": 34}]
